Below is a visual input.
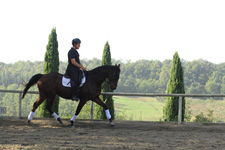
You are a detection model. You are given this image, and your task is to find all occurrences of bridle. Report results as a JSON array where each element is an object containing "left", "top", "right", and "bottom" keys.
[
  {"left": 105, "top": 78, "right": 113, "bottom": 87},
  {"left": 106, "top": 69, "right": 118, "bottom": 88}
]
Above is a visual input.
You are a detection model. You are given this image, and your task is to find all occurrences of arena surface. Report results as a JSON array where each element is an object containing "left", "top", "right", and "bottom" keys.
[{"left": 0, "top": 118, "right": 225, "bottom": 150}]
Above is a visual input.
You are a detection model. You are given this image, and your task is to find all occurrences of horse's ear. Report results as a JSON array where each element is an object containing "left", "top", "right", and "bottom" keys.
[
  {"left": 118, "top": 64, "right": 120, "bottom": 68},
  {"left": 115, "top": 64, "right": 117, "bottom": 67}
]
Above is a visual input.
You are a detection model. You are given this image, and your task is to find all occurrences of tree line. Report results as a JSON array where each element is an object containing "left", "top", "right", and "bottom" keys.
[
  {"left": 1, "top": 58, "right": 225, "bottom": 118},
  {"left": 0, "top": 58, "right": 225, "bottom": 96}
]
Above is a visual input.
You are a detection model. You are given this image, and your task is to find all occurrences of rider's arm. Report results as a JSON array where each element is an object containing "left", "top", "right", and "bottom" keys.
[{"left": 71, "top": 58, "right": 86, "bottom": 71}]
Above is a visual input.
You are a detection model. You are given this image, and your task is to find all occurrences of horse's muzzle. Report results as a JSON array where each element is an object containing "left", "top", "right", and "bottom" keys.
[{"left": 110, "top": 82, "right": 117, "bottom": 90}]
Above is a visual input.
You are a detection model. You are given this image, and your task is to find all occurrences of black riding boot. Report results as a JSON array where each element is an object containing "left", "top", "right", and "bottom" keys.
[{"left": 71, "top": 81, "right": 79, "bottom": 101}]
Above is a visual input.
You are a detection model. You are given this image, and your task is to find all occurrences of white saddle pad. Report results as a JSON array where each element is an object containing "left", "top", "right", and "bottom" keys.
[{"left": 62, "top": 74, "right": 86, "bottom": 88}]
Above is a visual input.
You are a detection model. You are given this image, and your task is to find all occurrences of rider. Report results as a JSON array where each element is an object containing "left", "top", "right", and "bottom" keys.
[{"left": 66, "top": 38, "right": 86, "bottom": 101}]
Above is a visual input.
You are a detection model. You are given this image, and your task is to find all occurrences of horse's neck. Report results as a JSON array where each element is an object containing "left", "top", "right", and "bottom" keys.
[{"left": 91, "top": 67, "right": 111, "bottom": 85}]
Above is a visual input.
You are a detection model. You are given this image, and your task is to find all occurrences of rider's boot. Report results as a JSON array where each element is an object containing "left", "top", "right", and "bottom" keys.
[{"left": 71, "top": 81, "right": 79, "bottom": 101}]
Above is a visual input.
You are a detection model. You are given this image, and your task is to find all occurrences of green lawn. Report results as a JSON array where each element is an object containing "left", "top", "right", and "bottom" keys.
[
  {"left": 113, "top": 96, "right": 225, "bottom": 122},
  {"left": 113, "top": 96, "right": 164, "bottom": 121}
]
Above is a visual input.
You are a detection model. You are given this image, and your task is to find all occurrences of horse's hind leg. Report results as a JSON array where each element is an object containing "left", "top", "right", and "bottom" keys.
[
  {"left": 27, "top": 96, "right": 45, "bottom": 124},
  {"left": 46, "top": 97, "right": 63, "bottom": 125}
]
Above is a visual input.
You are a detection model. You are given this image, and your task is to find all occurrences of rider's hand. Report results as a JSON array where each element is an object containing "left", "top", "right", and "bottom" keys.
[{"left": 82, "top": 67, "right": 87, "bottom": 71}]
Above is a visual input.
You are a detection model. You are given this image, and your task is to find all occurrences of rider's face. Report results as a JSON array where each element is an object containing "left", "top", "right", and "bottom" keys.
[{"left": 75, "top": 43, "right": 80, "bottom": 49}]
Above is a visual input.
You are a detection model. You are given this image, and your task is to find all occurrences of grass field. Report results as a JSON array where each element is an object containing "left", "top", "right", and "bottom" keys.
[
  {"left": 186, "top": 98, "right": 225, "bottom": 122},
  {"left": 113, "top": 96, "right": 225, "bottom": 122},
  {"left": 113, "top": 96, "right": 164, "bottom": 121}
]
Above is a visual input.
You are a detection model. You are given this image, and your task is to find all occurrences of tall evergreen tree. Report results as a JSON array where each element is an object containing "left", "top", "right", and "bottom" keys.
[
  {"left": 94, "top": 41, "right": 115, "bottom": 119},
  {"left": 163, "top": 52, "right": 185, "bottom": 121},
  {"left": 38, "top": 28, "right": 59, "bottom": 117}
]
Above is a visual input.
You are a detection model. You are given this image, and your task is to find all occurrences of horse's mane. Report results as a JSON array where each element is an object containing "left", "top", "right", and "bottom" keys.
[{"left": 88, "top": 65, "right": 115, "bottom": 74}]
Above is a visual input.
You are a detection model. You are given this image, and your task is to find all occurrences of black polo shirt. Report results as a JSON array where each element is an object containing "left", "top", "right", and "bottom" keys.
[{"left": 67, "top": 47, "right": 80, "bottom": 70}]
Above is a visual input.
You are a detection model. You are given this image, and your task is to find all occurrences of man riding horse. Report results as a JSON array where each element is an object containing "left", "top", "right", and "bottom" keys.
[
  {"left": 66, "top": 38, "right": 86, "bottom": 101},
  {"left": 22, "top": 38, "right": 121, "bottom": 128}
]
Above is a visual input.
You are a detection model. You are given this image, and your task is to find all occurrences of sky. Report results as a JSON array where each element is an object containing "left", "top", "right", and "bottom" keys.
[{"left": 0, "top": 0, "right": 225, "bottom": 64}]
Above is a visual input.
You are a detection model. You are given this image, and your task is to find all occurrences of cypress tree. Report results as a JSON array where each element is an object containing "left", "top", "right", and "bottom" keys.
[
  {"left": 94, "top": 41, "right": 114, "bottom": 119},
  {"left": 163, "top": 52, "right": 185, "bottom": 121},
  {"left": 38, "top": 28, "right": 59, "bottom": 117}
]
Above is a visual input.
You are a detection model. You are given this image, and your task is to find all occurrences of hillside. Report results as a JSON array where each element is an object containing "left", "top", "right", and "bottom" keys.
[{"left": 114, "top": 96, "right": 225, "bottom": 122}]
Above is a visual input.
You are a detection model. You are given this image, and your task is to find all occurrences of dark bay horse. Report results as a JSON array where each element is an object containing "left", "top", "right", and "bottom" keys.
[{"left": 22, "top": 64, "right": 120, "bottom": 128}]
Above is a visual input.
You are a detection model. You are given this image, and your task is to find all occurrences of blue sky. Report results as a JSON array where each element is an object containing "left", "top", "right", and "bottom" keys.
[{"left": 1, "top": 0, "right": 225, "bottom": 64}]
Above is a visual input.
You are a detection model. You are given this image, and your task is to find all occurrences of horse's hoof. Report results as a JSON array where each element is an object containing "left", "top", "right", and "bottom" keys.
[
  {"left": 70, "top": 121, "right": 75, "bottom": 129},
  {"left": 57, "top": 118, "right": 63, "bottom": 125},
  {"left": 109, "top": 121, "right": 114, "bottom": 126},
  {"left": 26, "top": 120, "right": 31, "bottom": 125}
]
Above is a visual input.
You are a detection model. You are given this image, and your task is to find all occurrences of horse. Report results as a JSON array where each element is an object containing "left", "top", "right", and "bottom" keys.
[{"left": 22, "top": 64, "right": 120, "bottom": 128}]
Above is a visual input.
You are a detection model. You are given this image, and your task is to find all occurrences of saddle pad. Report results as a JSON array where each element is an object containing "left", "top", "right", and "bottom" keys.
[{"left": 62, "top": 76, "right": 86, "bottom": 87}]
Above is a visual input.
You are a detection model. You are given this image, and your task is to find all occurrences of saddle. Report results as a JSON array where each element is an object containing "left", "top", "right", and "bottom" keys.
[{"left": 62, "top": 70, "right": 86, "bottom": 88}]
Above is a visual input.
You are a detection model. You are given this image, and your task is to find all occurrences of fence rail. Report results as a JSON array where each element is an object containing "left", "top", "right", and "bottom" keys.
[{"left": 1, "top": 89, "right": 225, "bottom": 124}]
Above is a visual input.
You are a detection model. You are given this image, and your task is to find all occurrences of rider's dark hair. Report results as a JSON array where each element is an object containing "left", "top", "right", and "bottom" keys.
[{"left": 72, "top": 38, "right": 81, "bottom": 46}]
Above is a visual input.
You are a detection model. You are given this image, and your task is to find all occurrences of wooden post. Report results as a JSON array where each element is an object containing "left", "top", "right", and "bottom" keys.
[
  {"left": 19, "top": 93, "right": 22, "bottom": 119},
  {"left": 91, "top": 101, "right": 94, "bottom": 120},
  {"left": 178, "top": 96, "right": 182, "bottom": 124}
]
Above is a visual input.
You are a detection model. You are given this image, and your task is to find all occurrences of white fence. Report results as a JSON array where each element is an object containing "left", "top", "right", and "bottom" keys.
[{"left": 1, "top": 89, "right": 225, "bottom": 124}]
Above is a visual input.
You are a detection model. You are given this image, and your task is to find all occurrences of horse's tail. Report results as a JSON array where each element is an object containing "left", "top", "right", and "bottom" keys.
[{"left": 22, "top": 74, "right": 43, "bottom": 99}]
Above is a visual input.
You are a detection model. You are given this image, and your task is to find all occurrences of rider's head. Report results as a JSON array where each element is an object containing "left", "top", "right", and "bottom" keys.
[{"left": 72, "top": 38, "right": 81, "bottom": 49}]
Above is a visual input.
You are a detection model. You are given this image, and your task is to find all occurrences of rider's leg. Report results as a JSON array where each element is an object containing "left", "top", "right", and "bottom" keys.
[
  {"left": 71, "top": 81, "right": 79, "bottom": 101},
  {"left": 69, "top": 69, "right": 79, "bottom": 101}
]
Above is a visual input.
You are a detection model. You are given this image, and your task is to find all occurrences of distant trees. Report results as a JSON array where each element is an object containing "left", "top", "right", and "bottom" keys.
[
  {"left": 94, "top": 41, "right": 114, "bottom": 119},
  {"left": 1, "top": 58, "right": 225, "bottom": 96},
  {"left": 38, "top": 28, "right": 59, "bottom": 117},
  {"left": 163, "top": 52, "right": 185, "bottom": 121},
  {"left": 2, "top": 57, "right": 225, "bottom": 119}
]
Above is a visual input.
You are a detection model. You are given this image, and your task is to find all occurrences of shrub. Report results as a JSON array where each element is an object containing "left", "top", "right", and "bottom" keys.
[{"left": 194, "top": 109, "right": 214, "bottom": 123}]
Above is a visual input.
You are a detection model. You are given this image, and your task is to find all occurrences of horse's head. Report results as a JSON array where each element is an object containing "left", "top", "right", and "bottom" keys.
[{"left": 108, "top": 64, "right": 121, "bottom": 90}]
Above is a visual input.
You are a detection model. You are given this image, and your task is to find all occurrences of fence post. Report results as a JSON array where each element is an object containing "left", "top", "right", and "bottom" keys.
[
  {"left": 19, "top": 93, "right": 22, "bottom": 119},
  {"left": 178, "top": 96, "right": 182, "bottom": 124},
  {"left": 91, "top": 101, "right": 94, "bottom": 120}
]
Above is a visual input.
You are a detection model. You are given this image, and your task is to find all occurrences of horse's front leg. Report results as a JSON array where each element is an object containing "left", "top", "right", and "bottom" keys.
[
  {"left": 70, "top": 99, "right": 87, "bottom": 128},
  {"left": 93, "top": 97, "right": 114, "bottom": 126}
]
